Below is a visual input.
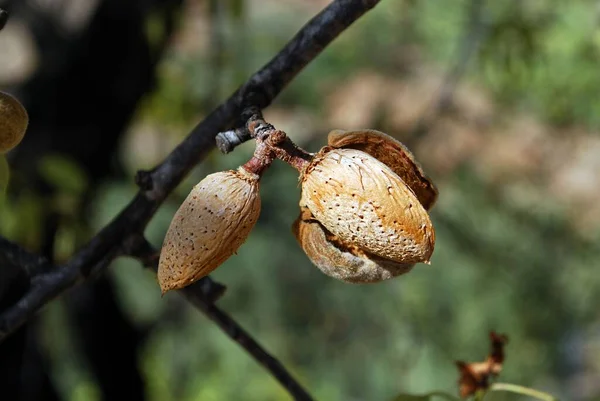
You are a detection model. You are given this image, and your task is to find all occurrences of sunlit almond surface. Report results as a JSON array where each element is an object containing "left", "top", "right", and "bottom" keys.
[
  {"left": 293, "top": 206, "right": 414, "bottom": 283},
  {"left": 328, "top": 129, "right": 438, "bottom": 210},
  {"left": 300, "top": 148, "right": 435, "bottom": 265},
  {"left": 158, "top": 168, "right": 261, "bottom": 294}
]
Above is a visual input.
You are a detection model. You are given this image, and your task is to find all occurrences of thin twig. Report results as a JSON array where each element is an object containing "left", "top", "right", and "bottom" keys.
[
  {"left": 0, "top": 232, "right": 312, "bottom": 398},
  {"left": 0, "top": 233, "right": 225, "bottom": 326},
  {"left": 128, "top": 236, "right": 227, "bottom": 304},
  {"left": 237, "top": 110, "right": 314, "bottom": 175},
  {"left": 0, "top": 236, "right": 52, "bottom": 277},
  {"left": 134, "top": 237, "right": 313, "bottom": 399},
  {"left": 180, "top": 288, "right": 314, "bottom": 401}
]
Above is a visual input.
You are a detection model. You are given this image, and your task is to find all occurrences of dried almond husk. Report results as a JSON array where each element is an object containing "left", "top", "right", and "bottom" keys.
[
  {"left": 328, "top": 129, "right": 438, "bottom": 210},
  {"left": 158, "top": 167, "right": 261, "bottom": 294},
  {"left": 0, "top": 91, "right": 28, "bottom": 153},
  {"left": 292, "top": 206, "right": 414, "bottom": 283},
  {"left": 300, "top": 147, "right": 435, "bottom": 266}
]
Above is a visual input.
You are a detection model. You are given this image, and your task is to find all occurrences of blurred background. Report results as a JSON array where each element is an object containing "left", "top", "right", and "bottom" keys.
[{"left": 1, "top": 0, "right": 600, "bottom": 400}]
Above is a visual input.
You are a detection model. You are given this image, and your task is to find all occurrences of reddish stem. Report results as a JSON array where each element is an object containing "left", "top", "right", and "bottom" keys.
[
  {"left": 242, "top": 120, "right": 313, "bottom": 176},
  {"left": 241, "top": 141, "right": 275, "bottom": 176}
]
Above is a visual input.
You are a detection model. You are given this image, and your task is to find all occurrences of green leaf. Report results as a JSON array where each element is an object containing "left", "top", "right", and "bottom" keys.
[
  {"left": 393, "top": 392, "right": 461, "bottom": 401},
  {"left": 38, "top": 154, "right": 88, "bottom": 195}
]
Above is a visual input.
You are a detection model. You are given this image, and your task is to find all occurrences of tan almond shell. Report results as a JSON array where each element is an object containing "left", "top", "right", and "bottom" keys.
[
  {"left": 292, "top": 207, "right": 414, "bottom": 283},
  {"left": 158, "top": 167, "right": 261, "bottom": 294},
  {"left": 0, "top": 91, "right": 29, "bottom": 153},
  {"left": 300, "top": 148, "right": 435, "bottom": 264},
  {"left": 328, "top": 129, "right": 438, "bottom": 210}
]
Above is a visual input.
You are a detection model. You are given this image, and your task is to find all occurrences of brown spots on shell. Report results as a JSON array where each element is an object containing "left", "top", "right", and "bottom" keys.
[
  {"left": 157, "top": 167, "right": 261, "bottom": 294},
  {"left": 292, "top": 209, "right": 415, "bottom": 283},
  {"left": 299, "top": 147, "right": 435, "bottom": 269},
  {"left": 327, "top": 129, "right": 438, "bottom": 210}
]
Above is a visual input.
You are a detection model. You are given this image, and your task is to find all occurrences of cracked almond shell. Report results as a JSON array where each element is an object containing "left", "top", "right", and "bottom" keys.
[
  {"left": 158, "top": 167, "right": 261, "bottom": 294},
  {"left": 328, "top": 129, "right": 438, "bottom": 210},
  {"left": 0, "top": 91, "right": 28, "bottom": 153},
  {"left": 300, "top": 148, "right": 435, "bottom": 266},
  {"left": 293, "top": 206, "right": 414, "bottom": 283}
]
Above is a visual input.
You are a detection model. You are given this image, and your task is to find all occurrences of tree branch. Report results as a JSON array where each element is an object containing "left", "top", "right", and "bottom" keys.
[
  {"left": 0, "top": 236, "right": 52, "bottom": 277},
  {"left": 133, "top": 237, "right": 314, "bottom": 400},
  {"left": 180, "top": 290, "right": 314, "bottom": 401},
  {"left": 0, "top": 234, "right": 226, "bottom": 332},
  {"left": 0, "top": 0, "right": 381, "bottom": 338},
  {"left": 0, "top": 0, "right": 382, "bottom": 398},
  {"left": 0, "top": 232, "right": 313, "bottom": 399}
]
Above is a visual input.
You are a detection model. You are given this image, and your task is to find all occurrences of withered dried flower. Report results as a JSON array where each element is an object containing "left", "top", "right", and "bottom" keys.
[{"left": 456, "top": 332, "right": 509, "bottom": 398}]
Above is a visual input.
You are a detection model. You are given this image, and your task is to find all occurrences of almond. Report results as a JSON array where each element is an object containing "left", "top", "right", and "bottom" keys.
[
  {"left": 299, "top": 147, "right": 435, "bottom": 266},
  {"left": 293, "top": 206, "right": 414, "bottom": 283},
  {"left": 328, "top": 129, "right": 438, "bottom": 210},
  {"left": 158, "top": 167, "right": 261, "bottom": 294},
  {"left": 0, "top": 91, "right": 28, "bottom": 153}
]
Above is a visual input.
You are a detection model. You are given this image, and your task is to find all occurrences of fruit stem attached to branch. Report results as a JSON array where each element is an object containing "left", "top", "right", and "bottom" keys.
[{"left": 240, "top": 112, "right": 313, "bottom": 176}]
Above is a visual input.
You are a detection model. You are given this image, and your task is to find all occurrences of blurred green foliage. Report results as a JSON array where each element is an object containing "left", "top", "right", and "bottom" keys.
[
  {"left": 3, "top": 0, "right": 600, "bottom": 400},
  {"left": 0, "top": 154, "right": 8, "bottom": 195}
]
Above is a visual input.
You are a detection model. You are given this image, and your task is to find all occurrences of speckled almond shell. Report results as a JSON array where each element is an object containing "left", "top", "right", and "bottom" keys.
[
  {"left": 158, "top": 167, "right": 261, "bottom": 294},
  {"left": 0, "top": 91, "right": 28, "bottom": 153},
  {"left": 328, "top": 129, "right": 438, "bottom": 210},
  {"left": 300, "top": 148, "right": 435, "bottom": 265},
  {"left": 292, "top": 207, "right": 414, "bottom": 283}
]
